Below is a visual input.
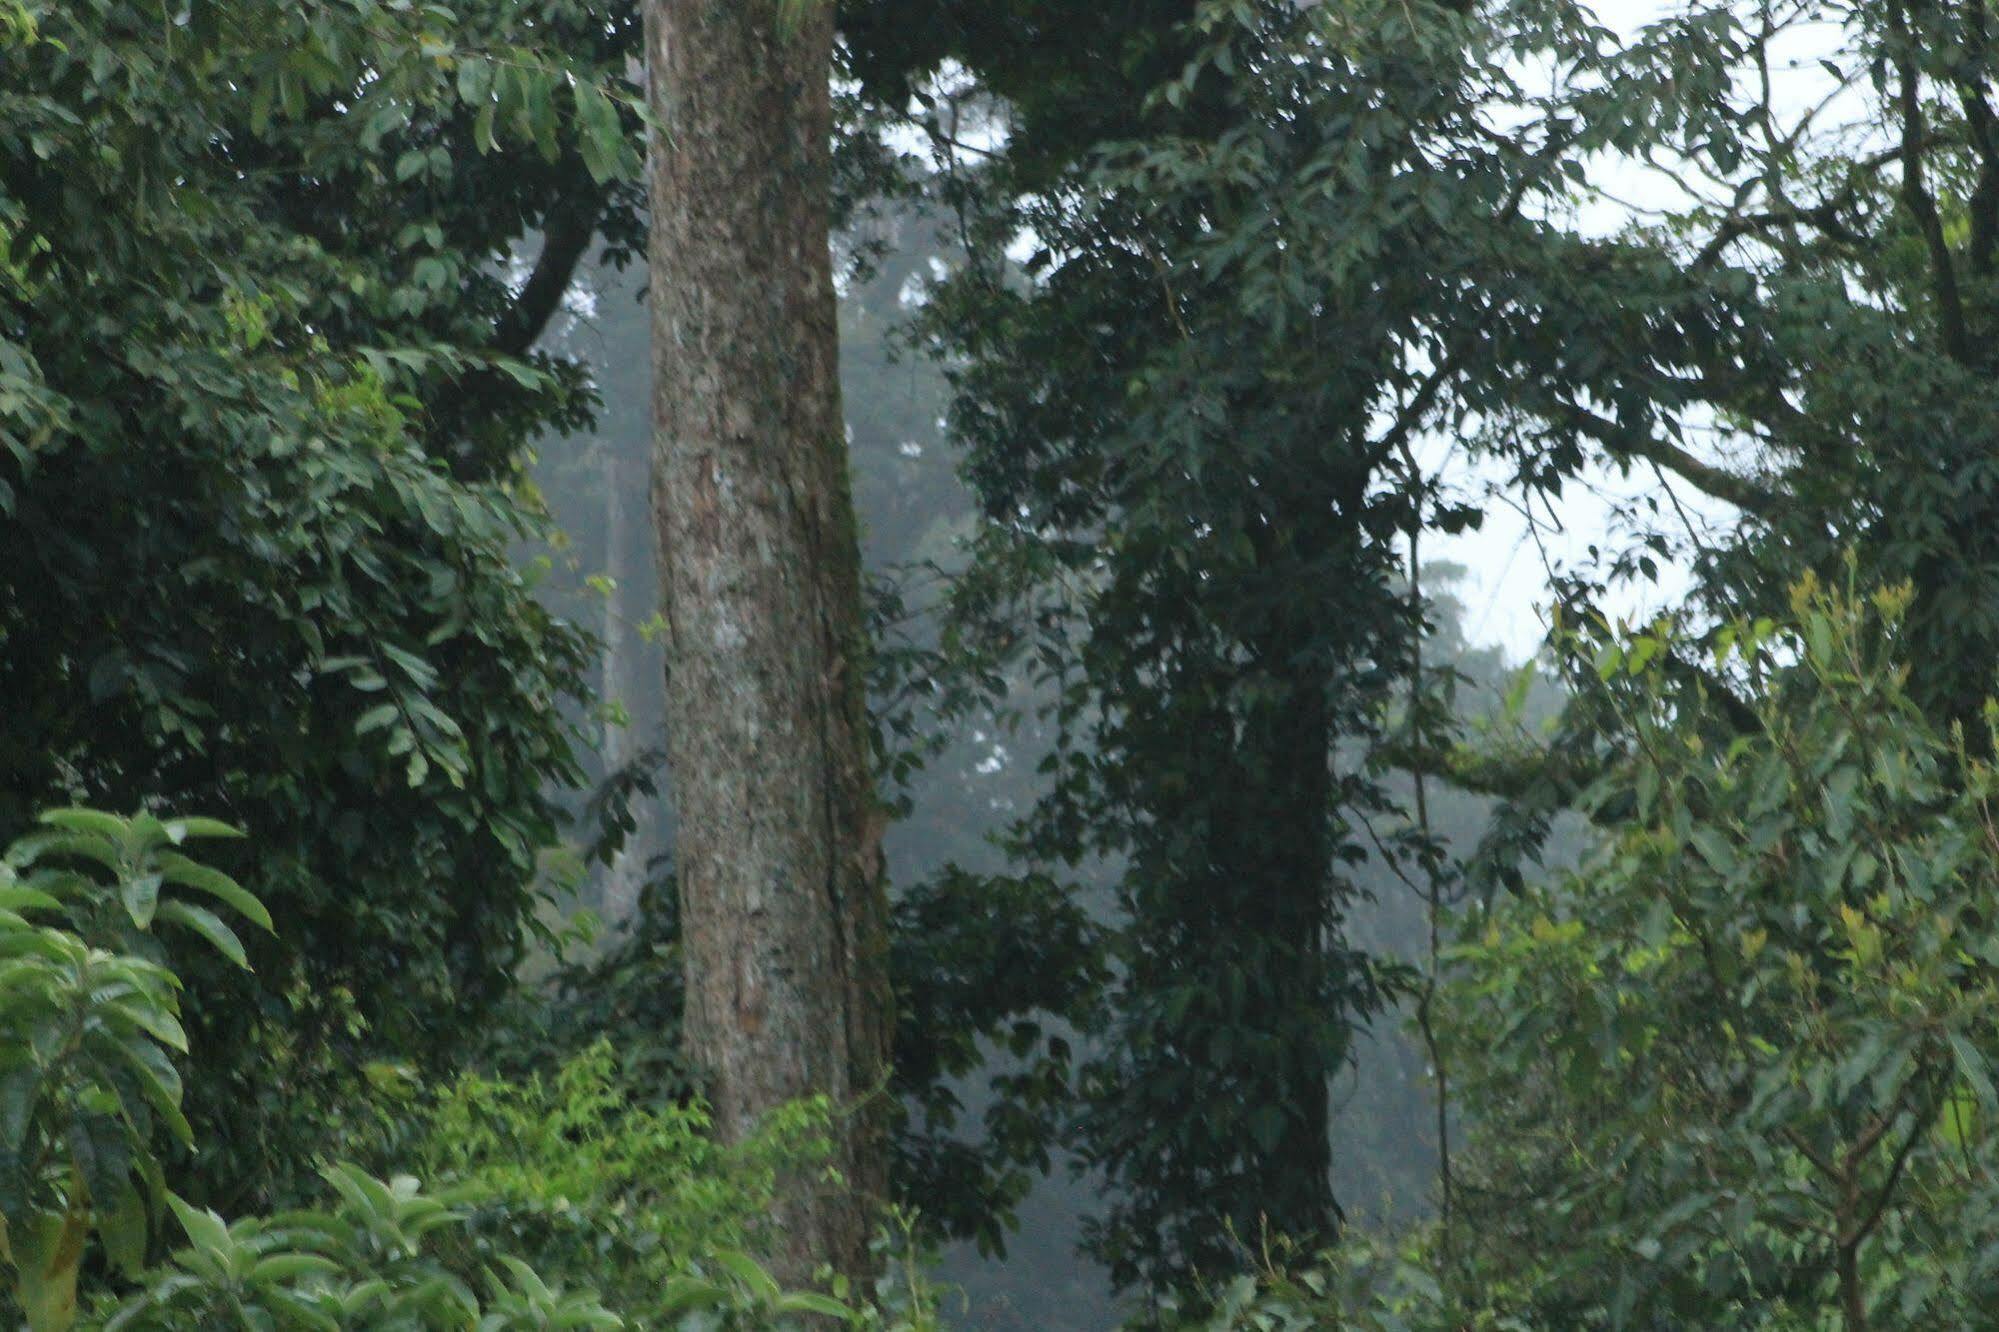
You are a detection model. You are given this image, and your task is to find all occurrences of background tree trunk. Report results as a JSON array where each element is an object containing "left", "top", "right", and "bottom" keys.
[
  {"left": 644, "top": 0, "right": 891, "bottom": 1289},
  {"left": 599, "top": 445, "right": 643, "bottom": 928}
]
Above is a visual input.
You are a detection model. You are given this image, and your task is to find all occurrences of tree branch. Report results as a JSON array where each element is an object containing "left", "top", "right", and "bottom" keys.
[
  {"left": 1842, "top": 1084, "right": 1946, "bottom": 1249},
  {"left": 1958, "top": 0, "right": 1999, "bottom": 277},
  {"left": 1382, "top": 737, "right": 1598, "bottom": 806},
  {"left": 1886, "top": 0, "right": 1972, "bottom": 361},
  {"left": 1555, "top": 402, "right": 1779, "bottom": 519},
  {"left": 493, "top": 185, "right": 607, "bottom": 357}
]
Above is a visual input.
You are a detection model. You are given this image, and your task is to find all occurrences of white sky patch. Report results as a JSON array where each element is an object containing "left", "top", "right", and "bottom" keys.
[{"left": 1425, "top": 0, "right": 1854, "bottom": 660}]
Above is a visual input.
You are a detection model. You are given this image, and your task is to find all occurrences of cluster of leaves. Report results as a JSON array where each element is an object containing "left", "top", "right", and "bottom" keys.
[
  {"left": 0, "top": 809, "right": 619, "bottom": 1330},
  {"left": 103, "top": 1168, "right": 619, "bottom": 1331},
  {"left": 0, "top": 0, "right": 643, "bottom": 1208},
  {"left": 839, "top": 0, "right": 1999, "bottom": 1299},
  {"left": 857, "top": 0, "right": 1999, "bottom": 1313},
  {"left": 479, "top": 866, "right": 698, "bottom": 1105},
  {"left": 1649, "top": 0, "right": 1999, "bottom": 747},
  {"left": 475, "top": 835, "right": 1109, "bottom": 1262},
  {"left": 886, "top": 867, "right": 1110, "bottom": 1255},
  {"left": 1454, "top": 0, "right": 1999, "bottom": 888},
  {"left": 0, "top": 811, "right": 269, "bottom": 1329},
  {"left": 1152, "top": 1236, "right": 1453, "bottom": 1332},
  {"left": 1113, "top": 582, "right": 1999, "bottom": 1332},
  {"left": 392, "top": 1032, "right": 959, "bottom": 1331}
]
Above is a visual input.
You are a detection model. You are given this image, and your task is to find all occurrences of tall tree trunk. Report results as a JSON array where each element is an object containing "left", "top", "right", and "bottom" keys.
[
  {"left": 599, "top": 447, "right": 641, "bottom": 928},
  {"left": 644, "top": 0, "right": 891, "bottom": 1289},
  {"left": 1233, "top": 660, "right": 1336, "bottom": 1247}
]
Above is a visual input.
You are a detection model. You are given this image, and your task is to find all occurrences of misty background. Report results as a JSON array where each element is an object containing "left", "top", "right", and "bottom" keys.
[{"left": 523, "top": 199, "right": 1593, "bottom": 1327}]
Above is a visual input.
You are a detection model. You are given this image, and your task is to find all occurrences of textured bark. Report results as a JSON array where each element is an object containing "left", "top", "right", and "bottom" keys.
[{"left": 644, "top": 0, "right": 891, "bottom": 1289}]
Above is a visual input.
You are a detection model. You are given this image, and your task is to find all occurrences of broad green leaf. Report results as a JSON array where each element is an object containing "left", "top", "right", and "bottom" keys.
[
  {"left": 110, "top": 1039, "right": 190, "bottom": 1144},
  {"left": 154, "top": 900, "right": 250, "bottom": 970},
  {"left": 1951, "top": 1033, "right": 1997, "bottom": 1112},
  {"left": 354, "top": 703, "right": 398, "bottom": 736},
  {"left": 711, "top": 1248, "right": 782, "bottom": 1302},
  {"left": 36, "top": 810, "right": 128, "bottom": 842},
  {"left": 248, "top": 1252, "right": 342, "bottom": 1283},
  {"left": 97, "top": 1182, "right": 150, "bottom": 1277},
  {"left": 120, "top": 873, "right": 162, "bottom": 931},
  {"left": 157, "top": 853, "right": 271, "bottom": 931},
  {"left": 166, "top": 1193, "right": 231, "bottom": 1254},
  {"left": 158, "top": 818, "right": 244, "bottom": 843}
]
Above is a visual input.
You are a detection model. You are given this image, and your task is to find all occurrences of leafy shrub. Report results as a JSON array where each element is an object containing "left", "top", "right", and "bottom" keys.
[
  {"left": 1152, "top": 1236, "right": 1459, "bottom": 1332},
  {"left": 0, "top": 810, "right": 270, "bottom": 1329},
  {"left": 409, "top": 1040, "right": 844, "bottom": 1326},
  {"left": 1445, "top": 581, "right": 1999, "bottom": 1326},
  {"left": 100, "top": 1168, "right": 617, "bottom": 1331},
  {"left": 0, "top": 808, "right": 947, "bottom": 1330},
  {"left": 0, "top": 808, "right": 628, "bottom": 1328}
]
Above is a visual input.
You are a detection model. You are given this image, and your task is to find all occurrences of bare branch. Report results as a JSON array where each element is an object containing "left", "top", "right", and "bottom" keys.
[{"left": 1555, "top": 402, "right": 1779, "bottom": 519}]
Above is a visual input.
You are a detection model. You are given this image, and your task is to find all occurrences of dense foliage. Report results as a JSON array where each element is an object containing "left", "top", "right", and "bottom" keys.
[
  {"left": 0, "top": 810, "right": 918, "bottom": 1330},
  {"left": 0, "top": 0, "right": 638, "bottom": 1209},
  {"left": 0, "top": 810, "right": 617, "bottom": 1330},
  {"left": 15, "top": 0, "right": 1999, "bottom": 1326},
  {"left": 1554, "top": 0, "right": 1999, "bottom": 751},
  {"left": 1454, "top": 584, "right": 1999, "bottom": 1326},
  {"left": 850, "top": 0, "right": 1726, "bottom": 1292},
  {"left": 1164, "top": 587, "right": 1999, "bottom": 1332}
]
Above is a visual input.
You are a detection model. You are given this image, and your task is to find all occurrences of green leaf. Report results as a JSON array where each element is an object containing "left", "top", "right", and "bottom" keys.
[
  {"left": 154, "top": 900, "right": 251, "bottom": 969},
  {"left": 1951, "top": 1033, "right": 1997, "bottom": 1111},
  {"left": 157, "top": 853, "right": 271, "bottom": 931},
  {"left": 167, "top": 1193, "right": 232, "bottom": 1254},
  {"left": 36, "top": 809, "right": 129, "bottom": 842},
  {"left": 121, "top": 872, "right": 162, "bottom": 931},
  {"left": 657, "top": 1277, "right": 730, "bottom": 1315},
  {"left": 249, "top": 1252, "right": 342, "bottom": 1284},
  {"left": 1687, "top": 827, "right": 1737, "bottom": 878},
  {"left": 712, "top": 1248, "right": 782, "bottom": 1302},
  {"left": 0, "top": 1063, "right": 42, "bottom": 1156},
  {"left": 572, "top": 81, "right": 623, "bottom": 184},
  {"left": 98, "top": 1181, "right": 150, "bottom": 1277},
  {"left": 106, "top": 992, "right": 189, "bottom": 1054},
  {"left": 0, "top": 885, "right": 64, "bottom": 916},
  {"left": 111, "top": 1035, "right": 190, "bottom": 1143},
  {"left": 159, "top": 817, "right": 244, "bottom": 843},
  {"left": 775, "top": 1292, "right": 853, "bottom": 1318}
]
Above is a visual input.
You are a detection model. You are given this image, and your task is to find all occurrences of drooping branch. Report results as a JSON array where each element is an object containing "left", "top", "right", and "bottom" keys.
[{"left": 493, "top": 184, "right": 608, "bottom": 357}]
